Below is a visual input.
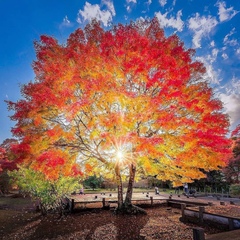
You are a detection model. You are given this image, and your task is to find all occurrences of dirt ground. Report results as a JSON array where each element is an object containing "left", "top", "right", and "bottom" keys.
[{"left": 0, "top": 194, "right": 232, "bottom": 240}]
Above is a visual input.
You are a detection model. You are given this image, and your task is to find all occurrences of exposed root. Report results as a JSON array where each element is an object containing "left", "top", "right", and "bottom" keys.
[{"left": 114, "top": 204, "right": 147, "bottom": 215}]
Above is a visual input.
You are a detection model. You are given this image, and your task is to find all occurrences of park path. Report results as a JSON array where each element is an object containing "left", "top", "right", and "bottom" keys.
[{"left": 70, "top": 191, "right": 240, "bottom": 207}]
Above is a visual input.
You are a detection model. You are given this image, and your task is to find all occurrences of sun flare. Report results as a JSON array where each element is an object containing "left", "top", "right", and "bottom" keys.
[{"left": 116, "top": 150, "right": 124, "bottom": 161}]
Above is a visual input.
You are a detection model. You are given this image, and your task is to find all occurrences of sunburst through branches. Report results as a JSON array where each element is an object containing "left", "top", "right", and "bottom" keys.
[{"left": 111, "top": 138, "right": 135, "bottom": 169}]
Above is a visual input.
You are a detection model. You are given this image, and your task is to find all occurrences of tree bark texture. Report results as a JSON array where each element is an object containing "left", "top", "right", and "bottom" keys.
[
  {"left": 124, "top": 163, "right": 136, "bottom": 206},
  {"left": 115, "top": 165, "right": 123, "bottom": 209}
]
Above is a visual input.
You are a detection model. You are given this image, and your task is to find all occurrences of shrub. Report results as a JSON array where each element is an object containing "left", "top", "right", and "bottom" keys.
[
  {"left": 10, "top": 167, "right": 82, "bottom": 215},
  {"left": 229, "top": 184, "right": 240, "bottom": 197}
]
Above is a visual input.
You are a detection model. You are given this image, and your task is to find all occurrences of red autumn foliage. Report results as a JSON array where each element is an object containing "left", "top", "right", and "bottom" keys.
[{"left": 6, "top": 18, "right": 231, "bottom": 184}]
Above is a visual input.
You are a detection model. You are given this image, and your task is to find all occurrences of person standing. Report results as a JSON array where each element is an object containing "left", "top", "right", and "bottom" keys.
[
  {"left": 184, "top": 183, "right": 188, "bottom": 194},
  {"left": 80, "top": 187, "right": 84, "bottom": 195}
]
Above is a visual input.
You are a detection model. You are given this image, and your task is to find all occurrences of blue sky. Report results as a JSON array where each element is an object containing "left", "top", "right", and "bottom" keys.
[{"left": 0, "top": 0, "right": 240, "bottom": 143}]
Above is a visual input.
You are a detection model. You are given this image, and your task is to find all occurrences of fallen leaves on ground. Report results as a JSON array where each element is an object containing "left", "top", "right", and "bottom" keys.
[
  {"left": 1, "top": 197, "right": 238, "bottom": 240},
  {"left": 189, "top": 204, "right": 240, "bottom": 218}
]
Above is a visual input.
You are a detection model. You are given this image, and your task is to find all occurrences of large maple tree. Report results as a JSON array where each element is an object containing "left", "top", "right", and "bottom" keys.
[{"left": 8, "top": 18, "right": 230, "bottom": 212}]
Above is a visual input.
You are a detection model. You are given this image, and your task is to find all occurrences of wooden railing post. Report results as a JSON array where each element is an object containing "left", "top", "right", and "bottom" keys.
[
  {"left": 228, "top": 218, "right": 234, "bottom": 230},
  {"left": 181, "top": 203, "right": 186, "bottom": 221},
  {"left": 199, "top": 206, "right": 205, "bottom": 223},
  {"left": 193, "top": 227, "right": 205, "bottom": 240},
  {"left": 150, "top": 196, "right": 153, "bottom": 206},
  {"left": 102, "top": 198, "right": 106, "bottom": 208},
  {"left": 71, "top": 199, "right": 74, "bottom": 213}
]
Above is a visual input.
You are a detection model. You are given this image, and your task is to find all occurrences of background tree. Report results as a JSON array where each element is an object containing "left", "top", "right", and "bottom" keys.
[
  {"left": 224, "top": 124, "right": 240, "bottom": 183},
  {"left": 7, "top": 18, "right": 230, "bottom": 213},
  {"left": 0, "top": 138, "right": 18, "bottom": 193},
  {"left": 192, "top": 170, "right": 228, "bottom": 193},
  {"left": 83, "top": 175, "right": 103, "bottom": 190}
]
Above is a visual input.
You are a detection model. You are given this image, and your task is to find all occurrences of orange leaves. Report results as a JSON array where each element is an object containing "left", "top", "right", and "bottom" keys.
[
  {"left": 8, "top": 18, "right": 231, "bottom": 185},
  {"left": 136, "top": 137, "right": 164, "bottom": 155},
  {"left": 46, "top": 125, "right": 64, "bottom": 140},
  {"left": 34, "top": 115, "right": 42, "bottom": 126},
  {"left": 85, "top": 163, "right": 93, "bottom": 173}
]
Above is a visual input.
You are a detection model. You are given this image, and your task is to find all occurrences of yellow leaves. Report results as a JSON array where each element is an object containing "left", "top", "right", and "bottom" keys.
[
  {"left": 64, "top": 130, "right": 75, "bottom": 141},
  {"left": 30, "top": 136, "right": 49, "bottom": 156},
  {"left": 182, "top": 168, "right": 205, "bottom": 180},
  {"left": 90, "top": 129, "right": 101, "bottom": 140},
  {"left": 172, "top": 180, "right": 182, "bottom": 187},
  {"left": 142, "top": 158, "right": 153, "bottom": 173}
]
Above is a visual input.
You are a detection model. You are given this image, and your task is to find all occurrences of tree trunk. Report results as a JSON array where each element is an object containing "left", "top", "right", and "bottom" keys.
[
  {"left": 115, "top": 165, "right": 123, "bottom": 209},
  {"left": 124, "top": 163, "right": 136, "bottom": 206},
  {"left": 114, "top": 164, "right": 146, "bottom": 215}
]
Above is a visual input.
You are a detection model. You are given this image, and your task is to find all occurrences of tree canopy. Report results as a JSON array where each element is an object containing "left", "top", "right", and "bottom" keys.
[{"left": 7, "top": 18, "right": 230, "bottom": 208}]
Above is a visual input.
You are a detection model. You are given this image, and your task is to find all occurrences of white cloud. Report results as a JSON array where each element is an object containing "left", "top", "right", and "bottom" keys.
[
  {"left": 125, "top": 0, "right": 137, "bottom": 12},
  {"left": 196, "top": 56, "right": 240, "bottom": 129},
  {"left": 219, "top": 77, "right": 240, "bottom": 126},
  {"left": 212, "top": 48, "right": 219, "bottom": 59},
  {"left": 222, "top": 53, "right": 228, "bottom": 60},
  {"left": 155, "top": 10, "right": 184, "bottom": 32},
  {"left": 102, "top": 0, "right": 116, "bottom": 16},
  {"left": 60, "top": 16, "right": 73, "bottom": 28},
  {"left": 223, "top": 28, "right": 238, "bottom": 46},
  {"left": 126, "top": 0, "right": 137, "bottom": 3},
  {"left": 236, "top": 48, "right": 240, "bottom": 56},
  {"left": 195, "top": 54, "right": 221, "bottom": 85},
  {"left": 159, "top": 0, "right": 167, "bottom": 7},
  {"left": 126, "top": 5, "right": 131, "bottom": 13},
  {"left": 77, "top": 1, "right": 115, "bottom": 27},
  {"left": 146, "top": 0, "right": 152, "bottom": 6},
  {"left": 210, "top": 40, "right": 215, "bottom": 47},
  {"left": 216, "top": 1, "right": 239, "bottom": 22},
  {"left": 63, "top": 16, "right": 70, "bottom": 25},
  {"left": 220, "top": 93, "right": 240, "bottom": 126},
  {"left": 223, "top": 28, "right": 235, "bottom": 41},
  {"left": 136, "top": 16, "right": 147, "bottom": 24},
  {"left": 172, "top": 0, "right": 176, "bottom": 6},
  {"left": 228, "top": 39, "right": 238, "bottom": 46},
  {"left": 188, "top": 13, "right": 218, "bottom": 48}
]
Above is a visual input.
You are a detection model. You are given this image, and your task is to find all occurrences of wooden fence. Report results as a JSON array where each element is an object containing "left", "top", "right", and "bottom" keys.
[{"left": 181, "top": 204, "right": 240, "bottom": 230}]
